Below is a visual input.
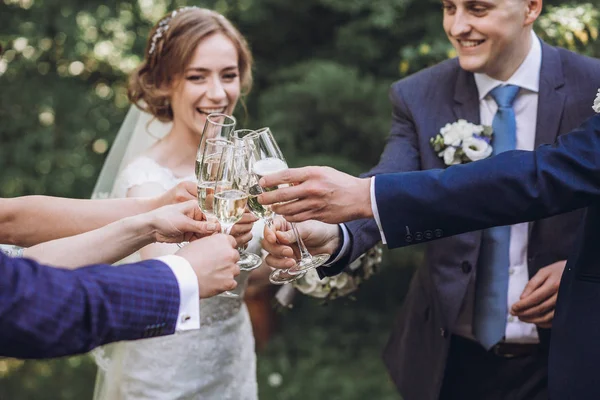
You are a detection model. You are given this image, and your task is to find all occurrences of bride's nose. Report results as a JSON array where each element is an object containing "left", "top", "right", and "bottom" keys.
[{"left": 206, "top": 78, "right": 227, "bottom": 102}]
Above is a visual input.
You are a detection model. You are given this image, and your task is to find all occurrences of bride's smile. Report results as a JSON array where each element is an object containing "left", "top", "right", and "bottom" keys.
[{"left": 169, "top": 32, "right": 241, "bottom": 137}]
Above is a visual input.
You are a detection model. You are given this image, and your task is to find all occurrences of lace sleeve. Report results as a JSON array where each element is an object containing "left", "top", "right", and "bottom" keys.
[{"left": 111, "top": 157, "right": 175, "bottom": 198}]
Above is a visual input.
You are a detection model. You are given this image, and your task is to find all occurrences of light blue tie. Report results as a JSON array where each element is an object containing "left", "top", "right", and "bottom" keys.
[{"left": 473, "top": 84, "right": 520, "bottom": 349}]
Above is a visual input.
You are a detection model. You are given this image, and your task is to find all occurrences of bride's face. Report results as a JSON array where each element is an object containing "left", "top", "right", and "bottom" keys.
[{"left": 169, "top": 33, "right": 241, "bottom": 137}]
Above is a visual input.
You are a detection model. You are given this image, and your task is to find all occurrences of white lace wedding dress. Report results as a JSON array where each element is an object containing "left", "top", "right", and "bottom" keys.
[{"left": 93, "top": 156, "right": 259, "bottom": 400}]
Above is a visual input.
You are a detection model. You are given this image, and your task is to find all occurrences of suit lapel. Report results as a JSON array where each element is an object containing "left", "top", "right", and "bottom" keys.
[
  {"left": 453, "top": 68, "right": 481, "bottom": 125},
  {"left": 534, "top": 41, "right": 566, "bottom": 148}
]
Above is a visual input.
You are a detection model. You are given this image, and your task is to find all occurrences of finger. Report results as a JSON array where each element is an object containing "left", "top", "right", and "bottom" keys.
[
  {"left": 180, "top": 181, "right": 197, "bottom": 200},
  {"left": 265, "top": 254, "right": 296, "bottom": 269},
  {"left": 238, "top": 212, "right": 259, "bottom": 223},
  {"left": 273, "top": 227, "right": 295, "bottom": 244},
  {"left": 235, "top": 232, "right": 253, "bottom": 247},
  {"left": 224, "top": 234, "right": 237, "bottom": 248},
  {"left": 519, "top": 310, "right": 554, "bottom": 326},
  {"left": 513, "top": 280, "right": 556, "bottom": 313},
  {"left": 519, "top": 270, "right": 548, "bottom": 300},
  {"left": 277, "top": 209, "right": 322, "bottom": 224},
  {"left": 513, "top": 293, "right": 557, "bottom": 318},
  {"left": 258, "top": 185, "right": 306, "bottom": 206},
  {"left": 230, "top": 223, "right": 253, "bottom": 237},
  {"left": 259, "top": 167, "right": 313, "bottom": 189},
  {"left": 271, "top": 199, "right": 319, "bottom": 219}
]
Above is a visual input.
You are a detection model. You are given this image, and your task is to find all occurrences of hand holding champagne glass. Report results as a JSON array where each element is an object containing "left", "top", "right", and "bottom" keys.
[{"left": 245, "top": 128, "right": 330, "bottom": 285}]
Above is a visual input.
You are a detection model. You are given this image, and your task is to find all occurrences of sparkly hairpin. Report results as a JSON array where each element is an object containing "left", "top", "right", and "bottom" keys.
[{"left": 148, "top": 6, "right": 200, "bottom": 55}]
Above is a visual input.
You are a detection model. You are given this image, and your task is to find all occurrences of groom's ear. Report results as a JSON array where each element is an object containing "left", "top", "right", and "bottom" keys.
[{"left": 524, "top": 0, "right": 543, "bottom": 25}]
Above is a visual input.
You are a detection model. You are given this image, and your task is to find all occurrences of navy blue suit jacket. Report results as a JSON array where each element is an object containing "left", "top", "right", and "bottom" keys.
[
  {"left": 375, "top": 114, "right": 600, "bottom": 399},
  {"left": 0, "top": 253, "right": 180, "bottom": 359}
]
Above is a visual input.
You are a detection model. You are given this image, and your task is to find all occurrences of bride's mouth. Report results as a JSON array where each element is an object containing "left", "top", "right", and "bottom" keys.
[{"left": 196, "top": 107, "right": 227, "bottom": 115}]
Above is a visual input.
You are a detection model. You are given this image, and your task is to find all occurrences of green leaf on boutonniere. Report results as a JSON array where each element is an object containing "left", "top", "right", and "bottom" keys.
[{"left": 482, "top": 125, "right": 493, "bottom": 137}]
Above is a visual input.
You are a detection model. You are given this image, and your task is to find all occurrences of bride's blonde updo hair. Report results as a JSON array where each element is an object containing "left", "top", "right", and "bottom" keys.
[{"left": 128, "top": 7, "right": 253, "bottom": 122}]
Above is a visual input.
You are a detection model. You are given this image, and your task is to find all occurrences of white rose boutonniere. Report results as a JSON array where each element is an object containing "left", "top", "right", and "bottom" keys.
[
  {"left": 430, "top": 119, "right": 493, "bottom": 166},
  {"left": 593, "top": 88, "right": 600, "bottom": 113},
  {"left": 292, "top": 245, "right": 382, "bottom": 302}
]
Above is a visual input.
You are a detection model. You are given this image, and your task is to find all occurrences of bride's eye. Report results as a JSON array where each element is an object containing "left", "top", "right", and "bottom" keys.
[
  {"left": 187, "top": 75, "right": 206, "bottom": 82},
  {"left": 222, "top": 73, "right": 239, "bottom": 81}
]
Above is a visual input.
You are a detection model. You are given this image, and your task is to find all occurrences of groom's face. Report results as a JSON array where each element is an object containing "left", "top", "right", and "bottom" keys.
[{"left": 442, "top": 0, "right": 542, "bottom": 80}]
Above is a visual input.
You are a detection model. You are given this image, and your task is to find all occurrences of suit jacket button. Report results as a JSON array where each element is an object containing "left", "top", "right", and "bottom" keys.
[
  {"left": 405, "top": 234, "right": 413, "bottom": 243},
  {"left": 440, "top": 328, "right": 449, "bottom": 338},
  {"left": 415, "top": 232, "right": 423, "bottom": 241},
  {"left": 434, "top": 229, "right": 443, "bottom": 238},
  {"left": 424, "top": 230, "right": 433, "bottom": 239},
  {"left": 461, "top": 261, "right": 472, "bottom": 274}
]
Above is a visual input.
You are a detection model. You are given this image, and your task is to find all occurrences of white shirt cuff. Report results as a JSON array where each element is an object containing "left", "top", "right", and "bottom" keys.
[
  {"left": 156, "top": 255, "right": 200, "bottom": 332},
  {"left": 370, "top": 177, "right": 387, "bottom": 245},
  {"left": 323, "top": 224, "right": 351, "bottom": 266}
]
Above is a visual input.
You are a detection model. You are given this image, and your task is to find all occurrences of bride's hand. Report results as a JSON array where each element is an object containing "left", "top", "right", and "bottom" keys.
[
  {"left": 229, "top": 211, "right": 258, "bottom": 248},
  {"left": 153, "top": 181, "right": 197, "bottom": 208},
  {"left": 145, "top": 200, "right": 220, "bottom": 243}
]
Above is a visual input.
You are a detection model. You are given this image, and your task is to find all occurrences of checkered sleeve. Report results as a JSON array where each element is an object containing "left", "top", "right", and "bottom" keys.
[{"left": 0, "top": 252, "right": 180, "bottom": 359}]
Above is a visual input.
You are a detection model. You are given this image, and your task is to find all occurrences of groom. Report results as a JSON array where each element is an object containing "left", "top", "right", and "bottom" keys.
[
  {"left": 261, "top": 0, "right": 600, "bottom": 399},
  {"left": 258, "top": 113, "right": 600, "bottom": 399}
]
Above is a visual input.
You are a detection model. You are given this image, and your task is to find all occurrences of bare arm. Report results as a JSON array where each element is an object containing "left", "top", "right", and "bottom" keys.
[
  {"left": 0, "top": 181, "right": 197, "bottom": 247},
  {"left": 22, "top": 200, "right": 218, "bottom": 268}
]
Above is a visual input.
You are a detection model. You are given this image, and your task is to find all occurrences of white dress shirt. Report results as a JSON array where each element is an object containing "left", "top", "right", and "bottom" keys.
[
  {"left": 361, "top": 30, "right": 542, "bottom": 343},
  {"left": 156, "top": 255, "right": 201, "bottom": 332}
]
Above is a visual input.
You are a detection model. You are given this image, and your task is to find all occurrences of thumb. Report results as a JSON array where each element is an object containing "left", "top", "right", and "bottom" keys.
[
  {"left": 276, "top": 230, "right": 297, "bottom": 245},
  {"left": 192, "top": 220, "right": 219, "bottom": 235}
]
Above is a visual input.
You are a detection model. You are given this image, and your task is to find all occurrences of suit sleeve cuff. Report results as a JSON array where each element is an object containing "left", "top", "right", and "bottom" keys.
[
  {"left": 156, "top": 255, "right": 200, "bottom": 332},
  {"left": 371, "top": 177, "right": 387, "bottom": 245},
  {"left": 323, "top": 224, "right": 351, "bottom": 266}
]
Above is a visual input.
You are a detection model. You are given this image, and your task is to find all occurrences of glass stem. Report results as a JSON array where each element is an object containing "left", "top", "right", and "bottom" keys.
[{"left": 290, "top": 222, "right": 312, "bottom": 260}]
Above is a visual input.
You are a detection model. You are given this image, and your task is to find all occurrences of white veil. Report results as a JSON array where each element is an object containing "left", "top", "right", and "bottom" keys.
[
  {"left": 90, "top": 104, "right": 171, "bottom": 400},
  {"left": 91, "top": 105, "right": 171, "bottom": 200}
]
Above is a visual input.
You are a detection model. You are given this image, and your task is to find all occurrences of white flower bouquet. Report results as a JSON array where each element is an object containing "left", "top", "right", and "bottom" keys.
[
  {"left": 593, "top": 88, "right": 600, "bottom": 113},
  {"left": 430, "top": 119, "right": 494, "bottom": 165},
  {"left": 292, "top": 245, "right": 382, "bottom": 302}
]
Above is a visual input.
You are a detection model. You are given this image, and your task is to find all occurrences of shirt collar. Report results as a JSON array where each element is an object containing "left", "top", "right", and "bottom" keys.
[{"left": 474, "top": 30, "right": 541, "bottom": 100}]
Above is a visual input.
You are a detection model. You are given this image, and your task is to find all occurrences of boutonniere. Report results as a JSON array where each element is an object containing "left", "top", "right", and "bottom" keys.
[
  {"left": 430, "top": 119, "right": 493, "bottom": 166},
  {"left": 593, "top": 88, "right": 600, "bottom": 113}
]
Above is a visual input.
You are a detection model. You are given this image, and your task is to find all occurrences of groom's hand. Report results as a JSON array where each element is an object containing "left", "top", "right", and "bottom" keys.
[
  {"left": 257, "top": 166, "right": 372, "bottom": 224},
  {"left": 262, "top": 216, "right": 341, "bottom": 269},
  {"left": 176, "top": 234, "right": 240, "bottom": 298},
  {"left": 510, "top": 260, "right": 566, "bottom": 328}
]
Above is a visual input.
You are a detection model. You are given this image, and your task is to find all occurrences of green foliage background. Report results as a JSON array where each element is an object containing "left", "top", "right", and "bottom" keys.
[{"left": 0, "top": 0, "right": 599, "bottom": 398}]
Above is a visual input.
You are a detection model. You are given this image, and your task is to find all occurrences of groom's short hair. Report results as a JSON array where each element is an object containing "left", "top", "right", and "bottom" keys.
[{"left": 0, "top": 43, "right": 3, "bottom": 56}]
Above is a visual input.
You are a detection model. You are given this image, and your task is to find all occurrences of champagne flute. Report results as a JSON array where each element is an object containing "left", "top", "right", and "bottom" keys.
[
  {"left": 196, "top": 113, "right": 237, "bottom": 179},
  {"left": 197, "top": 138, "right": 231, "bottom": 219},
  {"left": 232, "top": 129, "right": 275, "bottom": 225},
  {"left": 246, "top": 128, "right": 330, "bottom": 285},
  {"left": 226, "top": 129, "right": 264, "bottom": 271},
  {"left": 213, "top": 143, "right": 251, "bottom": 297}
]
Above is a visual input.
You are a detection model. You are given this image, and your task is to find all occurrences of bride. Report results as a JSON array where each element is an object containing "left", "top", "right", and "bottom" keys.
[{"left": 91, "top": 7, "right": 260, "bottom": 399}]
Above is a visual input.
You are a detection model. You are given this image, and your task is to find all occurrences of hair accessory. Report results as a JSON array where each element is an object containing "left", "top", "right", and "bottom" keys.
[{"left": 148, "top": 6, "right": 200, "bottom": 55}]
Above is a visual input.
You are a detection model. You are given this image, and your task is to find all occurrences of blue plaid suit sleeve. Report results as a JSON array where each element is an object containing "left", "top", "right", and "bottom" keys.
[{"left": 0, "top": 252, "right": 180, "bottom": 359}]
